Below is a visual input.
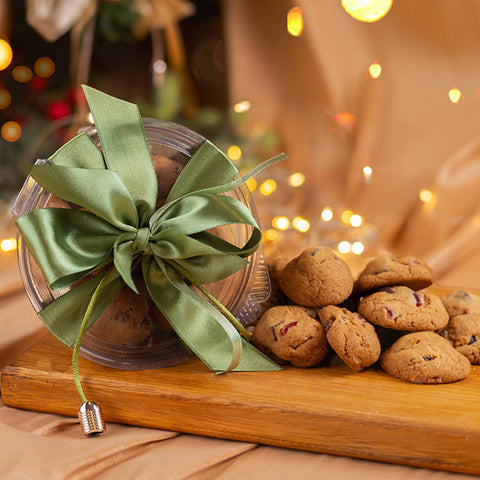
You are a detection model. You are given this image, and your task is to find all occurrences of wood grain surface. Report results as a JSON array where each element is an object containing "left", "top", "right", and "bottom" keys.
[{"left": 2, "top": 334, "right": 480, "bottom": 475}]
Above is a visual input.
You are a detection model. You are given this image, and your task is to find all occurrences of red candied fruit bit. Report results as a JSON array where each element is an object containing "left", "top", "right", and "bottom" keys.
[
  {"left": 384, "top": 307, "right": 395, "bottom": 319},
  {"left": 413, "top": 292, "right": 423, "bottom": 307},
  {"left": 280, "top": 322, "right": 298, "bottom": 336}
]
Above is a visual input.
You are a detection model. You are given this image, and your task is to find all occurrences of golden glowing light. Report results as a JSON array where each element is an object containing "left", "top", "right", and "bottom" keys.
[
  {"left": 34, "top": 57, "right": 55, "bottom": 78},
  {"left": 233, "top": 100, "right": 251, "bottom": 113},
  {"left": 246, "top": 177, "right": 257, "bottom": 191},
  {"left": 0, "top": 39, "right": 13, "bottom": 71},
  {"left": 0, "top": 237, "right": 17, "bottom": 252},
  {"left": 338, "top": 241, "right": 351, "bottom": 254},
  {"left": 288, "top": 172, "right": 305, "bottom": 187},
  {"left": 259, "top": 179, "right": 277, "bottom": 196},
  {"left": 349, "top": 214, "right": 363, "bottom": 227},
  {"left": 321, "top": 207, "right": 333, "bottom": 222},
  {"left": 227, "top": 145, "right": 242, "bottom": 162},
  {"left": 12, "top": 65, "right": 32, "bottom": 83},
  {"left": 1, "top": 121, "right": 22, "bottom": 142},
  {"left": 292, "top": 216, "right": 310, "bottom": 233},
  {"left": 363, "top": 165, "right": 373, "bottom": 177},
  {"left": 419, "top": 188, "right": 435, "bottom": 203},
  {"left": 341, "top": 209, "right": 354, "bottom": 224},
  {"left": 352, "top": 241, "right": 365, "bottom": 255},
  {"left": 448, "top": 87, "right": 462, "bottom": 104},
  {"left": 332, "top": 112, "right": 357, "bottom": 133},
  {"left": 287, "top": 7, "right": 304, "bottom": 37},
  {"left": 0, "top": 89, "right": 11, "bottom": 109},
  {"left": 264, "top": 229, "right": 279, "bottom": 242},
  {"left": 341, "top": 0, "right": 393, "bottom": 23},
  {"left": 87, "top": 112, "right": 94, "bottom": 124},
  {"left": 367, "top": 62, "right": 382, "bottom": 79},
  {"left": 272, "top": 216, "right": 290, "bottom": 231}
]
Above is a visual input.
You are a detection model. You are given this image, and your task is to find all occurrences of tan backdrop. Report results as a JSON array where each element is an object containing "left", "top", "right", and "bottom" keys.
[{"left": 224, "top": 0, "right": 480, "bottom": 289}]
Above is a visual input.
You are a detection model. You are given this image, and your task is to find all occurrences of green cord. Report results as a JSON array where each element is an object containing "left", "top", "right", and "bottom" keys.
[
  {"left": 72, "top": 268, "right": 115, "bottom": 403},
  {"left": 165, "top": 259, "right": 252, "bottom": 341}
]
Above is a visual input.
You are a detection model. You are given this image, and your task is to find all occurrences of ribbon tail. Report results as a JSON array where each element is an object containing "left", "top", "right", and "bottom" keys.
[
  {"left": 143, "top": 258, "right": 281, "bottom": 372},
  {"left": 38, "top": 269, "right": 124, "bottom": 347}
]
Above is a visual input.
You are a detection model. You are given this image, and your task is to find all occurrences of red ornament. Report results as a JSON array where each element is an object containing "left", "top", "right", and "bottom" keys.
[
  {"left": 30, "top": 76, "right": 49, "bottom": 93},
  {"left": 46, "top": 100, "right": 71, "bottom": 120}
]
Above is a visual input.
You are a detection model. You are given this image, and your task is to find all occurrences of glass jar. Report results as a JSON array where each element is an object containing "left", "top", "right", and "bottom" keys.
[{"left": 12, "top": 118, "right": 270, "bottom": 370}]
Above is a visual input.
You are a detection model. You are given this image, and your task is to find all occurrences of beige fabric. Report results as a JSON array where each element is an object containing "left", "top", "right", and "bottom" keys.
[{"left": 224, "top": 0, "right": 480, "bottom": 290}]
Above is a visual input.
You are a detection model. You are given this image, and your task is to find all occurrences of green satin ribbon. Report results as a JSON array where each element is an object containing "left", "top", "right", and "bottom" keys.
[{"left": 17, "top": 85, "right": 285, "bottom": 373}]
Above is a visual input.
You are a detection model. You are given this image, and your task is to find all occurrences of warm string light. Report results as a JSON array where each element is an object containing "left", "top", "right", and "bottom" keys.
[
  {"left": 341, "top": 0, "right": 393, "bottom": 22},
  {"left": 233, "top": 100, "right": 251, "bottom": 113},
  {"left": 332, "top": 112, "right": 357, "bottom": 133},
  {"left": 287, "top": 7, "right": 304, "bottom": 37},
  {"left": 259, "top": 179, "right": 277, "bottom": 196},
  {"left": 0, "top": 89, "right": 11, "bottom": 110},
  {"left": 448, "top": 87, "right": 463, "bottom": 104},
  {"left": 227, "top": 145, "right": 242, "bottom": 162},
  {"left": 0, "top": 39, "right": 13, "bottom": 71},
  {"left": 288, "top": 172, "right": 305, "bottom": 187},
  {"left": 0, "top": 237, "right": 17, "bottom": 252},
  {"left": 367, "top": 62, "right": 382, "bottom": 79},
  {"left": 1, "top": 121, "right": 22, "bottom": 142},
  {"left": 363, "top": 165, "right": 373, "bottom": 184},
  {"left": 12, "top": 65, "right": 32, "bottom": 83},
  {"left": 34, "top": 57, "right": 55, "bottom": 78}
]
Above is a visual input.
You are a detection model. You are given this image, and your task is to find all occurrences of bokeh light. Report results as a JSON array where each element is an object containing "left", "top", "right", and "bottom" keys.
[
  {"left": 448, "top": 87, "right": 462, "bottom": 104},
  {"left": 292, "top": 216, "right": 310, "bottom": 232},
  {"left": 272, "top": 216, "right": 290, "bottom": 230},
  {"left": 367, "top": 62, "right": 382, "bottom": 79},
  {"left": 287, "top": 7, "right": 304, "bottom": 36},
  {"left": 338, "top": 240, "right": 351, "bottom": 254},
  {"left": 321, "top": 207, "right": 334, "bottom": 222},
  {"left": 349, "top": 214, "right": 363, "bottom": 227},
  {"left": 0, "top": 89, "right": 11, "bottom": 109},
  {"left": 0, "top": 39, "right": 13, "bottom": 71},
  {"left": 227, "top": 145, "right": 242, "bottom": 162},
  {"left": 352, "top": 241, "right": 365, "bottom": 255},
  {"left": 233, "top": 100, "right": 251, "bottom": 113},
  {"left": 34, "top": 57, "right": 55, "bottom": 78},
  {"left": 264, "top": 229, "right": 279, "bottom": 242},
  {"left": 87, "top": 112, "right": 94, "bottom": 124},
  {"left": 341, "top": 0, "right": 393, "bottom": 22},
  {"left": 332, "top": 112, "right": 357, "bottom": 133},
  {"left": 259, "top": 179, "right": 277, "bottom": 196},
  {"left": 12, "top": 65, "right": 33, "bottom": 83},
  {"left": 1, "top": 121, "right": 22, "bottom": 142},
  {"left": 0, "top": 237, "right": 17, "bottom": 252},
  {"left": 419, "top": 188, "right": 435, "bottom": 203},
  {"left": 341, "top": 209, "right": 354, "bottom": 224},
  {"left": 246, "top": 177, "right": 257, "bottom": 191},
  {"left": 288, "top": 172, "right": 305, "bottom": 187}
]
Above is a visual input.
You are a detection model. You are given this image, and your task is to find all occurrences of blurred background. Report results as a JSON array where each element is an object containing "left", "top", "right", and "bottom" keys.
[{"left": 2, "top": 0, "right": 480, "bottom": 293}]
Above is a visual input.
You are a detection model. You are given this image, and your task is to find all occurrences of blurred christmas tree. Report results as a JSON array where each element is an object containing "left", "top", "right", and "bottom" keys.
[{"left": 0, "top": 0, "right": 279, "bottom": 208}]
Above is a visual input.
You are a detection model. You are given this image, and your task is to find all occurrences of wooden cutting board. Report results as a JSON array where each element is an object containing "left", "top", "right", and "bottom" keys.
[{"left": 2, "top": 334, "right": 480, "bottom": 475}]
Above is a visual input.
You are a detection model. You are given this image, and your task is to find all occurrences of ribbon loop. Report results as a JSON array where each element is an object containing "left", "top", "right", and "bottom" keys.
[{"left": 133, "top": 227, "right": 152, "bottom": 255}]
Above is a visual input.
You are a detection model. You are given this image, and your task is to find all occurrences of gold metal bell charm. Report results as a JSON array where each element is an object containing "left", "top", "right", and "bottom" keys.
[{"left": 78, "top": 401, "right": 106, "bottom": 436}]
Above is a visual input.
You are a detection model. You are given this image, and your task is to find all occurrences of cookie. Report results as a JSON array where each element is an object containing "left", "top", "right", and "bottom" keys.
[
  {"left": 380, "top": 331, "right": 471, "bottom": 384},
  {"left": 358, "top": 286, "right": 448, "bottom": 331},
  {"left": 443, "top": 313, "right": 480, "bottom": 364},
  {"left": 252, "top": 305, "right": 328, "bottom": 367},
  {"left": 318, "top": 305, "right": 381, "bottom": 371},
  {"left": 278, "top": 247, "right": 353, "bottom": 308},
  {"left": 355, "top": 255, "right": 433, "bottom": 294},
  {"left": 441, "top": 290, "right": 480, "bottom": 318}
]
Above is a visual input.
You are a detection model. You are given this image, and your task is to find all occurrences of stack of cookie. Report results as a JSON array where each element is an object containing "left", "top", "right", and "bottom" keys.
[{"left": 253, "top": 247, "right": 478, "bottom": 384}]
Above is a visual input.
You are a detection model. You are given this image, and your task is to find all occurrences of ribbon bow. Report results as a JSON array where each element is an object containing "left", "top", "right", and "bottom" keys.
[{"left": 17, "top": 85, "right": 285, "bottom": 373}]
